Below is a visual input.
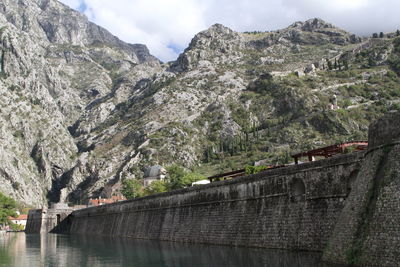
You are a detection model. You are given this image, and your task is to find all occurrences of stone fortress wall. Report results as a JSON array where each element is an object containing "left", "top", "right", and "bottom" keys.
[
  {"left": 45, "top": 111, "right": 400, "bottom": 266},
  {"left": 323, "top": 111, "right": 400, "bottom": 266},
  {"left": 25, "top": 203, "right": 74, "bottom": 234},
  {"left": 61, "top": 153, "right": 362, "bottom": 252}
]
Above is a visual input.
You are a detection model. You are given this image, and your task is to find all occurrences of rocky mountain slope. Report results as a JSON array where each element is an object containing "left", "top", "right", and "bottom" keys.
[{"left": 1, "top": 0, "right": 399, "bottom": 206}]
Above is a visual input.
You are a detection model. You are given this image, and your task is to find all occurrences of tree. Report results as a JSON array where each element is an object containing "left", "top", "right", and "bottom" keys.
[
  {"left": 343, "top": 60, "right": 349, "bottom": 70},
  {"left": 372, "top": 33, "right": 378, "bottom": 38},
  {"left": 144, "top": 180, "right": 167, "bottom": 195},
  {"left": 121, "top": 179, "right": 144, "bottom": 199},
  {"left": 0, "top": 192, "right": 17, "bottom": 225},
  {"left": 166, "top": 164, "right": 187, "bottom": 190},
  {"left": 181, "top": 172, "right": 206, "bottom": 185},
  {"left": 327, "top": 59, "right": 333, "bottom": 70},
  {"left": 368, "top": 56, "right": 376, "bottom": 67},
  {"left": 397, "top": 30, "right": 400, "bottom": 36},
  {"left": 247, "top": 72, "right": 279, "bottom": 94},
  {"left": 165, "top": 165, "right": 206, "bottom": 190},
  {"left": 379, "top": 32, "right": 384, "bottom": 38}
]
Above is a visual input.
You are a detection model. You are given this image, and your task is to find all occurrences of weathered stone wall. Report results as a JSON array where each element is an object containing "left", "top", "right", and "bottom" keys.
[
  {"left": 45, "top": 112, "right": 400, "bottom": 266},
  {"left": 323, "top": 111, "right": 400, "bottom": 267},
  {"left": 60, "top": 153, "right": 362, "bottom": 252},
  {"left": 25, "top": 204, "right": 74, "bottom": 234},
  {"left": 25, "top": 209, "right": 43, "bottom": 234}
]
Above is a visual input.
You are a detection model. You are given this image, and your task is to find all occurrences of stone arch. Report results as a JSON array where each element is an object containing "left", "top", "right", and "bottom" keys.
[
  {"left": 290, "top": 178, "right": 306, "bottom": 202},
  {"left": 347, "top": 169, "right": 359, "bottom": 195}
]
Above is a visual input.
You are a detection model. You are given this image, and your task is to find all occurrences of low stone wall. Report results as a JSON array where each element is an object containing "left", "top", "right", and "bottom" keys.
[{"left": 61, "top": 152, "right": 362, "bottom": 252}]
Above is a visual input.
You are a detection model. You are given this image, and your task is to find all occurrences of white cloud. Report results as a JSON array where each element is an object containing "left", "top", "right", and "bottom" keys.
[
  {"left": 59, "top": 0, "right": 400, "bottom": 62},
  {"left": 78, "top": 0, "right": 207, "bottom": 62},
  {"left": 280, "top": 0, "right": 399, "bottom": 35},
  {"left": 59, "top": 0, "right": 82, "bottom": 9}
]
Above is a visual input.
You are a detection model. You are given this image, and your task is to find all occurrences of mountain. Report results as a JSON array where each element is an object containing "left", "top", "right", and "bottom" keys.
[
  {"left": 1, "top": 0, "right": 399, "bottom": 206},
  {"left": 0, "top": 0, "right": 159, "bottom": 205}
]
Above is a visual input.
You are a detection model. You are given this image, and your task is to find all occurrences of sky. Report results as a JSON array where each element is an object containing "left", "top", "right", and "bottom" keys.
[{"left": 60, "top": 0, "right": 400, "bottom": 62}]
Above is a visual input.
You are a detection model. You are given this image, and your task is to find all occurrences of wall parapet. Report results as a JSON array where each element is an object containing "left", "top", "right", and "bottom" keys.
[{"left": 73, "top": 151, "right": 364, "bottom": 218}]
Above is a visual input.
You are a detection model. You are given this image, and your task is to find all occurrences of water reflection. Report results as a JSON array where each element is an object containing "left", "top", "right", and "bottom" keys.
[{"left": 0, "top": 233, "right": 348, "bottom": 267}]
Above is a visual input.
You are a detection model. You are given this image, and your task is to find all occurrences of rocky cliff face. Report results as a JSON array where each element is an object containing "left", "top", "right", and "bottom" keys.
[
  {"left": 0, "top": 0, "right": 159, "bottom": 206},
  {"left": 1, "top": 1, "right": 399, "bottom": 206}
]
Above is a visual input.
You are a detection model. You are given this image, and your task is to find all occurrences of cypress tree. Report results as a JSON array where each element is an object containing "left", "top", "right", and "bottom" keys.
[
  {"left": 256, "top": 128, "right": 259, "bottom": 141},
  {"left": 327, "top": 59, "right": 333, "bottom": 70},
  {"left": 234, "top": 137, "right": 238, "bottom": 154},
  {"left": 368, "top": 56, "right": 375, "bottom": 67},
  {"left": 344, "top": 60, "right": 349, "bottom": 70}
]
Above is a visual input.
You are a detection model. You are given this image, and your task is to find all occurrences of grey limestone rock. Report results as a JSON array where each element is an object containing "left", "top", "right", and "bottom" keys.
[{"left": 0, "top": 1, "right": 393, "bottom": 208}]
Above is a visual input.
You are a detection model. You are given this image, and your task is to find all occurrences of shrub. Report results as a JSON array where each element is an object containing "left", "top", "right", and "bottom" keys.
[
  {"left": 121, "top": 179, "right": 144, "bottom": 199},
  {"left": 165, "top": 165, "right": 187, "bottom": 190},
  {"left": 245, "top": 165, "right": 267, "bottom": 175},
  {"left": 144, "top": 180, "right": 167, "bottom": 195}
]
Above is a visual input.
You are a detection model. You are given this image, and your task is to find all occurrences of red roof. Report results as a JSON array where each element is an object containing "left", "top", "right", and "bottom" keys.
[
  {"left": 88, "top": 196, "right": 126, "bottom": 206},
  {"left": 8, "top": 214, "right": 28, "bottom": 220}
]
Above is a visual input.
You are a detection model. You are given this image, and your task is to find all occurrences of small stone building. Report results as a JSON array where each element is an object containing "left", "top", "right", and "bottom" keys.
[{"left": 143, "top": 165, "right": 167, "bottom": 187}]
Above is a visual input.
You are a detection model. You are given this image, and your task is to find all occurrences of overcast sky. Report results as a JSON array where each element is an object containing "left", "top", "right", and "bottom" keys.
[{"left": 60, "top": 0, "right": 400, "bottom": 62}]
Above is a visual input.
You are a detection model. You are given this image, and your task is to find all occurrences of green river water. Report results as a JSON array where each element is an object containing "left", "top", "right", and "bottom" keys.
[{"left": 0, "top": 233, "right": 348, "bottom": 267}]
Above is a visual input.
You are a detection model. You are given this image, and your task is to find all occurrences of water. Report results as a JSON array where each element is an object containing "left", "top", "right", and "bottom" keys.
[{"left": 0, "top": 233, "right": 348, "bottom": 267}]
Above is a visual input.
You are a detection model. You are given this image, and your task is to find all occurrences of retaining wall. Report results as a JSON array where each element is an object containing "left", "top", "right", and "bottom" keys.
[{"left": 62, "top": 153, "right": 362, "bottom": 252}]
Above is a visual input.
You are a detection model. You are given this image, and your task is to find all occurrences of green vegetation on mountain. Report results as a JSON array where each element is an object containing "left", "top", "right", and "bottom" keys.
[
  {"left": 1, "top": 0, "right": 399, "bottom": 204},
  {"left": 71, "top": 23, "right": 400, "bottom": 197}
]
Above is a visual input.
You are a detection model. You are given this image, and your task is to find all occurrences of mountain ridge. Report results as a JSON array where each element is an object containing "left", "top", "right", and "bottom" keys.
[{"left": 1, "top": 0, "right": 399, "bottom": 206}]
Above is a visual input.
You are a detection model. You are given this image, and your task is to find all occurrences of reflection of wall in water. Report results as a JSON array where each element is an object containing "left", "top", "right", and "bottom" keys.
[
  {"left": 63, "top": 235, "right": 328, "bottom": 267},
  {"left": 1, "top": 233, "right": 334, "bottom": 267}
]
